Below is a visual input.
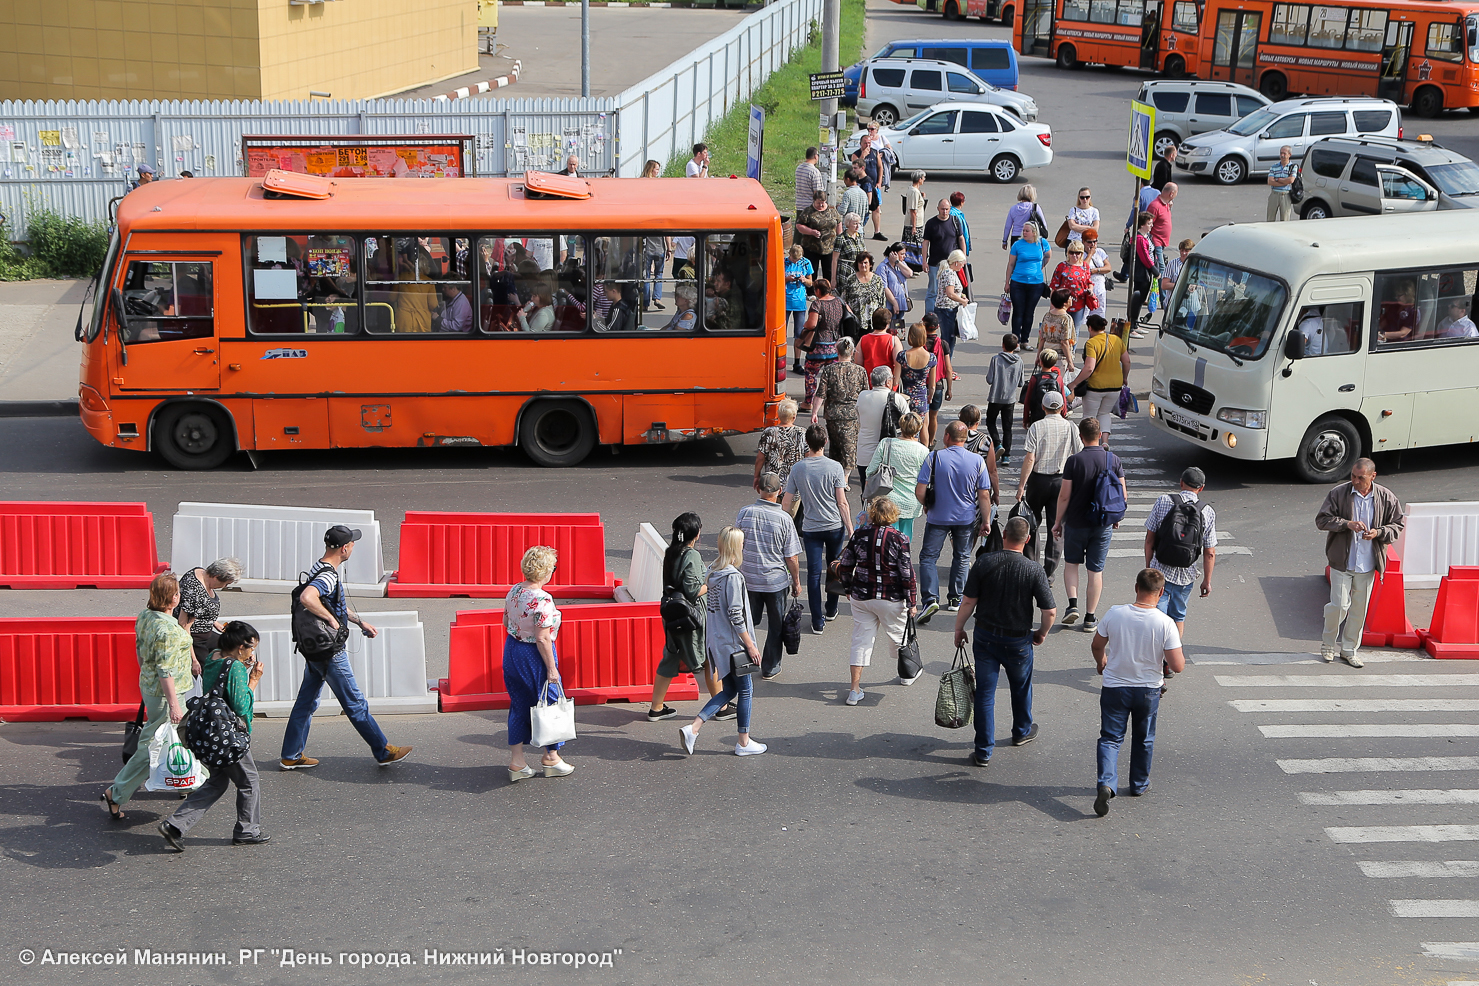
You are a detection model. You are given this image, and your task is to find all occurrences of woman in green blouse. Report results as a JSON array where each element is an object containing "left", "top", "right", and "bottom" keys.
[{"left": 102, "top": 572, "right": 193, "bottom": 820}]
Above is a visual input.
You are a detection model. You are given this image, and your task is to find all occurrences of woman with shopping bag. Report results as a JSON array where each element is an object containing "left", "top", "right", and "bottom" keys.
[
  {"left": 502, "top": 546, "right": 575, "bottom": 782},
  {"left": 101, "top": 571, "right": 194, "bottom": 821},
  {"left": 835, "top": 498, "right": 919, "bottom": 707}
]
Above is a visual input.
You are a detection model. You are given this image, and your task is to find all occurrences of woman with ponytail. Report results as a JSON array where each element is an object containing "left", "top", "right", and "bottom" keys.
[{"left": 648, "top": 513, "right": 724, "bottom": 720}]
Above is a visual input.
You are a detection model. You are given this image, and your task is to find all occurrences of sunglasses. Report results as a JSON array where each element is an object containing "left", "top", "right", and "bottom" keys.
[{"left": 1078, "top": 194, "right": 1091, "bottom": 199}]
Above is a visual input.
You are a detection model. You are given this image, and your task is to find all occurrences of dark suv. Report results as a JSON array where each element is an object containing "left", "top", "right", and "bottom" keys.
[{"left": 1298, "top": 135, "right": 1479, "bottom": 219}]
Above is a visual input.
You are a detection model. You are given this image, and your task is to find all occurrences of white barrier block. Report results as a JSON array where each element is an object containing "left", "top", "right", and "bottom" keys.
[
  {"left": 171, "top": 502, "right": 389, "bottom": 596},
  {"left": 237, "top": 611, "right": 434, "bottom": 716},
  {"left": 1394, "top": 501, "right": 1479, "bottom": 589},
  {"left": 616, "top": 522, "right": 666, "bottom": 603}
]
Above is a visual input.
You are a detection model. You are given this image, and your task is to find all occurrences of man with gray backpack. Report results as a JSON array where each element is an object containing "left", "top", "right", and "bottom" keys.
[{"left": 1143, "top": 468, "right": 1217, "bottom": 637}]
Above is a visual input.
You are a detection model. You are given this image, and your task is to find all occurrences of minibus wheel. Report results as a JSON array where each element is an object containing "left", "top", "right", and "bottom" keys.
[
  {"left": 1293, "top": 415, "right": 1360, "bottom": 484},
  {"left": 519, "top": 399, "right": 596, "bottom": 467},
  {"left": 154, "top": 402, "right": 234, "bottom": 470}
]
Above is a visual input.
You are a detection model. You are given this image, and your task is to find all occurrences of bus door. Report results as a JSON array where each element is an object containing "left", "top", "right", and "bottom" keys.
[
  {"left": 1018, "top": 0, "right": 1053, "bottom": 57},
  {"left": 1210, "top": 8, "right": 1261, "bottom": 86},
  {"left": 1378, "top": 20, "right": 1413, "bottom": 104},
  {"left": 1140, "top": 1, "right": 1163, "bottom": 70},
  {"left": 113, "top": 258, "right": 221, "bottom": 392},
  {"left": 1273, "top": 277, "right": 1373, "bottom": 451}
]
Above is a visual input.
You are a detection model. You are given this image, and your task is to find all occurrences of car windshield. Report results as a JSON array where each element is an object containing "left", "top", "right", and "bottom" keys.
[
  {"left": 1424, "top": 159, "right": 1479, "bottom": 196},
  {"left": 873, "top": 44, "right": 902, "bottom": 59},
  {"left": 1164, "top": 256, "right": 1289, "bottom": 360},
  {"left": 1227, "top": 107, "right": 1279, "bottom": 136},
  {"left": 894, "top": 109, "right": 932, "bottom": 132}
]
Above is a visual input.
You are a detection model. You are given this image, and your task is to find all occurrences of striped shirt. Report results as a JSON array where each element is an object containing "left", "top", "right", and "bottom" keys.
[
  {"left": 736, "top": 499, "right": 802, "bottom": 593},
  {"left": 1022, "top": 414, "right": 1082, "bottom": 475},
  {"left": 795, "top": 160, "right": 824, "bottom": 213},
  {"left": 1268, "top": 161, "right": 1296, "bottom": 194}
]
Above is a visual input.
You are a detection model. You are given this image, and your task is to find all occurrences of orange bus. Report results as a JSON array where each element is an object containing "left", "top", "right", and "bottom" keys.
[
  {"left": 1015, "top": 0, "right": 1207, "bottom": 77},
  {"left": 921, "top": 0, "right": 1019, "bottom": 26},
  {"left": 77, "top": 171, "right": 786, "bottom": 469}
]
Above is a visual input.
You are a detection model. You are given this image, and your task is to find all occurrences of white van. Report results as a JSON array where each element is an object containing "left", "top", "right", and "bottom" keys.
[
  {"left": 1148, "top": 213, "right": 1479, "bottom": 482},
  {"left": 1176, "top": 97, "right": 1401, "bottom": 185}
]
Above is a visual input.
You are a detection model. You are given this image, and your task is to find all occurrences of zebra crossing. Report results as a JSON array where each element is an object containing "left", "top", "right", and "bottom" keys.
[{"left": 1215, "top": 662, "right": 1479, "bottom": 968}]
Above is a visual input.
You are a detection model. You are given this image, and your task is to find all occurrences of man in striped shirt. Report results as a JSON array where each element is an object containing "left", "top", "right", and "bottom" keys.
[
  {"left": 737, "top": 473, "right": 803, "bottom": 679},
  {"left": 1266, "top": 145, "right": 1297, "bottom": 222},
  {"left": 795, "top": 147, "right": 824, "bottom": 216}
]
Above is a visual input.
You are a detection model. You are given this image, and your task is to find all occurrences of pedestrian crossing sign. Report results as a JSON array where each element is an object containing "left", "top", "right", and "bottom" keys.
[{"left": 1127, "top": 100, "right": 1155, "bottom": 180}]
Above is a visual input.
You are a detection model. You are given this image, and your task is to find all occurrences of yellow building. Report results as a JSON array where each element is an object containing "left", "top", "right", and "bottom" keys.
[{"left": 0, "top": 0, "right": 481, "bottom": 102}]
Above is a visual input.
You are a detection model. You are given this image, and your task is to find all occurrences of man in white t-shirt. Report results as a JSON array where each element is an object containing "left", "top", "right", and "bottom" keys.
[
  {"left": 686, "top": 143, "right": 710, "bottom": 178},
  {"left": 1090, "top": 568, "right": 1185, "bottom": 817}
]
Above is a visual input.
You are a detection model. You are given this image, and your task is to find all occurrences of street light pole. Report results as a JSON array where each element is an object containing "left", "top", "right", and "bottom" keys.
[
  {"left": 821, "top": 0, "right": 841, "bottom": 205},
  {"left": 582, "top": 0, "right": 591, "bottom": 98}
]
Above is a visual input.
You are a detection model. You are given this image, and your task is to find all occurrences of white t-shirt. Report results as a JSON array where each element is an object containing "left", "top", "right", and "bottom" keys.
[
  {"left": 1097, "top": 603, "right": 1181, "bottom": 689},
  {"left": 686, "top": 158, "right": 707, "bottom": 178}
]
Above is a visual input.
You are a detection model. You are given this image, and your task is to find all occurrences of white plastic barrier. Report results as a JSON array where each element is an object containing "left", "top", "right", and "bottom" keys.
[
  {"left": 239, "top": 611, "right": 434, "bottom": 716},
  {"left": 1394, "top": 501, "right": 1479, "bottom": 588},
  {"left": 170, "top": 502, "right": 389, "bottom": 596},
  {"left": 616, "top": 523, "right": 666, "bottom": 603}
]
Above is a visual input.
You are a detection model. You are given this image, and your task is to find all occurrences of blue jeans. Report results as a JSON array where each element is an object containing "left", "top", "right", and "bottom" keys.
[
  {"left": 1062, "top": 523, "right": 1113, "bottom": 573},
  {"left": 1157, "top": 579, "right": 1194, "bottom": 624},
  {"left": 1009, "top": 279, "right": 1041, "bottom": 346},
  {"left": 281, "top": 650, "right": 391, "bottom": 762},
  {"left": 802, "top": 527, "right": 845, "bottom": 629},
  {"left": 925, "top": 263, "right": 940, "bottom": 314},
  {"left": 935, "top": 305, "right": 959, "bottom": 355},
  {"left": 919, "top": 522, "right": 974, "bottom": 606},
  {"left": 642, "top": 254, "right": 665, "bottom": 307},
  {"left": 1098, "top": 685, "right": 1161, "bottom": 793},
  {"left": 698, "top": 669, "right": 753, "bottom": 732},
  {"left": 972, "top": 629, "right": 1035, "bottom": 759}
]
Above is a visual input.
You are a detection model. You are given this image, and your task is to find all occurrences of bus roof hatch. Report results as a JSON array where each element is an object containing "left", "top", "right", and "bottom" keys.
[
  {"left": 523, "top": 171, "right": 592, "bottom": 200},
  {"left": 260, "top": 170, "right": 336, "bottom": 200}
]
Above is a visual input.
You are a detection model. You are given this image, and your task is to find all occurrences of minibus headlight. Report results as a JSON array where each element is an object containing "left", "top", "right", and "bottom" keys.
[
  {"left": 1216, "top": 407, "right": 1267, "bottom": 429},
  {"left": 1151, "top": 376, "right": 1169, "bottom": 399}
]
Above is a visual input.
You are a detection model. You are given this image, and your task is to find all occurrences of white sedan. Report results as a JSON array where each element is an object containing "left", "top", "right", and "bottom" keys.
[{"left": 844, "top": 101, "right": 1052, "bottom": 183}]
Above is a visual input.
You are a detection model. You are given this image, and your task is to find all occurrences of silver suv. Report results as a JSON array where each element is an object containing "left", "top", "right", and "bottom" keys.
[
  {"left": 1136, "top": 81, "right": 1269, "bottom": 160},
  {"left": 1298, "top": 135, "right": 1479, "bottom": 220},
  {"left": 857, "top": 58, "right": 1038, "bottom": 128},
  {"left": 1177, "top": 97, "right": 1401, "bottom": 185}
]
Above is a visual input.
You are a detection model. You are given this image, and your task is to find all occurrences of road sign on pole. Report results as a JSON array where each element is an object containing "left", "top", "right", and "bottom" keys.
[
  {"left": 746, "top": 105, "right": 765, "bottom": 181},
  {"left": 1127, "top": 100, "right": 1155, "bottom": 180}
]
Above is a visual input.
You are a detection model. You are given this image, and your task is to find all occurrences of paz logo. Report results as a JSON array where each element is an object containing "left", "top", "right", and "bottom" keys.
[{"left": 165, "top": 743, "right": 196, "bottom": 787}]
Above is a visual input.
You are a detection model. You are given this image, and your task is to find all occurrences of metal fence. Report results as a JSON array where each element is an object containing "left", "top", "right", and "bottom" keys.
[{"left": 0, "top": 0, "right": 821, "bottom": 235}]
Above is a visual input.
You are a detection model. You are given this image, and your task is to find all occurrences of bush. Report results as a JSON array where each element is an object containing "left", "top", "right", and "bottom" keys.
[{"left": 24, "top": 209, "right": 111, "bottom": 278}]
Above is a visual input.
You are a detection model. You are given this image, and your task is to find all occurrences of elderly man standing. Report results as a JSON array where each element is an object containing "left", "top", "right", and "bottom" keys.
[
  {"left": 1266, "top": 145, "right": 1297, "bottom": 222},
  {"left": 737, "top": 473, "right": 803, "bottom": 680},
  {"left": 1315, "top": 458, "right": 1405, "bottom": 668}
]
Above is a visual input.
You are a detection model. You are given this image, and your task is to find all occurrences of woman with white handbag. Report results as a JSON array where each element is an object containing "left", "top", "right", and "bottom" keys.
[
  {"left": 678, "top": 527, "right": 767, "bottom": 757},
  {"left": 502, "top": 546, "right": 575, "bottom": 782}
]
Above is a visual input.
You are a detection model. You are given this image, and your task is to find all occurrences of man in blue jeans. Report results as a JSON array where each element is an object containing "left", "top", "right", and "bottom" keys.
[
  {"left": 781, "top": 424, "right": 854, "bottom": 633},
  {"left": 915, "top": 421, "right": 993, "bottom": 623},
  {"left": 1052, "top": 417, "right": 1127, "bottom": 635},
  {"left": 953, "top": 516, "right": 1056, "bottom": 767},
  {"left": 280, "top": 525, "right": 412, "bottom": 770},
  {"left": 1091, "top": 569, "right": 1185, "bottom": 817}
]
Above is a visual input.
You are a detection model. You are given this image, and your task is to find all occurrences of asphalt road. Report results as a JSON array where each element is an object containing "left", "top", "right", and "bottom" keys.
[{"left": 3, "top": 3, "right": 1479, "bottom": 984}]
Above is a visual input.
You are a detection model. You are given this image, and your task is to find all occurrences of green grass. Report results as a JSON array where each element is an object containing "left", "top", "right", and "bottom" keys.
[
  {"left": 665, "top": 0, "right": 867, "bottom": 207},
  {"left": 1, "top": 201, "right": 110, "bottom": 281}
]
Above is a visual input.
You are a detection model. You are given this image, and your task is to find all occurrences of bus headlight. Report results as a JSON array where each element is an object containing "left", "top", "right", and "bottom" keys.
[
  {"left": 1216, "top": 407, "right": 1267, "bottom": 429},
  {"left": 1151, "top": 376, "right": 1169, "bottom": 400}
]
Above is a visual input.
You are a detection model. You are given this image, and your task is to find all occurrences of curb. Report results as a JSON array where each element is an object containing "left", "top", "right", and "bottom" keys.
[
  {"left": 0, "top": 399, "right": 78, "bottom": 418},
  {"left": 432, "top": 60, "right": 523, "bottom": 102},
  {"left": 501, "top": 2, "right": 678, "bottom": 6}
]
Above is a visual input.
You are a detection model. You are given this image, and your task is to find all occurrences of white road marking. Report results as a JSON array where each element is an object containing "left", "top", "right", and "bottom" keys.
[
  {"left": 1358, "top": 860, "right": 1479, "bottom": 877},
  {"left": 1112, "top": 528, "right": 1234, "bottom": 540},
  {"left": 1234, "top": 699, "right": 1479, "bottom": 712},
  {"left": 1390, "top": 900, "right": 1479, "bottom": 918},
  {"left": 1111, "top": 546, "right": 1252, "bottom": 558},
  {"left": 1195, "top": 652, "right": 1427, "bottom": 665},
  {"left": 1279, "top": 757, "right": 1479, "bottom": 774},
  {"left": 1328, "top": 825, "right": 1479, "bottom": 843},
  {"left": 1305, "top": 790, "right": 1479, "bottom": 806},
  {"left": 1423, "top": 943, "right": 1479, "bottom": 960},
  {"left": 1217, "top": 674, "right": 1479, "bottom": 688},
  {"left": 1264, "top": 725, "right": 1479, "bottom": 738}
]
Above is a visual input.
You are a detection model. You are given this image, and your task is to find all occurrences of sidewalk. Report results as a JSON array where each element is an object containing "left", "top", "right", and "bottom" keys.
[{"left": 0, "top": 279, "right": 85, "bottom": 405}]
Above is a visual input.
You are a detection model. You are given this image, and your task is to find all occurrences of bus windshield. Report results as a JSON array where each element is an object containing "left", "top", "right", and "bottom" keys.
[
  {"left": 1227, "top": 107, "right": 1279, "bottom": 137},
  {"left": 1469, "top": 15, "right": 1479, "bottom": 63},
  {"left": 1428, "top": 160, "right": 1479, "bottom": 197},
  {"left": 83, "top": 228, "right": 122, "bottom": 342},
  {"left": 1164, "top": 256, "right": 1289, "bottom": 360}
]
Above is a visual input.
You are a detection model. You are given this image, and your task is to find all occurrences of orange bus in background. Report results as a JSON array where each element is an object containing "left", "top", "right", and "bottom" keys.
[
  {"left": 1015, "top": 0, "right": 1206, "bottom": 77},
  {"left": 77, "top": 172, "right": 786, "bottom": 469},
  {"left": 921, "top": 0, "right": 1020, "bottom": 27}
]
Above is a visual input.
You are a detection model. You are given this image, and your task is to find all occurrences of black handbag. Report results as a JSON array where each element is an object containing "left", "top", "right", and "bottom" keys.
[
  {"left": 825, "top": 559, "right": 852, "bottom": 597},
  {"left": 731, "top": 649, "right": 760, "bottom": 677},
  {"left": 121, "top": 701, "right": 146, "bottom": 763},
  {"left": 781, "top": 600, "right": 805, "bottom": 655},
  {"left": 182, "top": 659, "right": 251, "bottom": 771},
  {"left": 659, "top": 548, "right": 704, "bottom": 632},
  {"left": 898, "top": 615, "right": 923, "bottom": 681},
  {"left": 922, "top": 451, "right": 938, "bottom": 510}
]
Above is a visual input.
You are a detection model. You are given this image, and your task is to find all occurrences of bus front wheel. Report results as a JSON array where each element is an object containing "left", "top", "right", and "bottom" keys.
[
  {"left": 154, "top": 401, "right": 235, "bottom": 470},
  {"left": 1056, "top": 44, "right": 1079, "bottom": 70},
  {"left": 999, "top": 5, "right": 1014, "bottom": 27},
  {"left": 519, "top": 399, "right": 596, "bottom": 467},
  {"left": 1293, "top": 416, "right": 1361, "bottom": 484},
  {"left": 1412, "top": 86, "right": 1444, "bottom": 118},
  {"left": 944, "top": 0, "right": 961, "bottom": 19}
]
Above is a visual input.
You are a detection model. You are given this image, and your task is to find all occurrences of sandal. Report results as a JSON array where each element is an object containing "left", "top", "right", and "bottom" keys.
[{"left": 100, "top": 790, "right": 125, "bottom": 821}]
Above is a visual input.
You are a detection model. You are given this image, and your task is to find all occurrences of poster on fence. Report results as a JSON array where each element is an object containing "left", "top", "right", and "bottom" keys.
[{"left": 241, "top": 136, "right": 473, "bottom": 178}]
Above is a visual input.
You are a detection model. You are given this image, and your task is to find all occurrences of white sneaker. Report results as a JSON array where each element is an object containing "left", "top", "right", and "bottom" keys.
[
  {"left": 735, "top": 740, "right": 768, "bottom": 756},
  {"left": 1319, "top": 646, "right": 1337, "bottom": 663},
  {"left": 899, "top": 671, "right": 923, "bottom": 686},
  {"left": 845, "top": 689, "right": 865, "bottom": 706},
  {"left": 678, "top": 723, "right": 697, "bottom": 754}
]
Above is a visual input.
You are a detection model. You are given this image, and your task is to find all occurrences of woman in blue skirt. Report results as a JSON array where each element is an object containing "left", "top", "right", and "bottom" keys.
[{"left": 502, "top": 545, "right": 574, "bottom": 782}]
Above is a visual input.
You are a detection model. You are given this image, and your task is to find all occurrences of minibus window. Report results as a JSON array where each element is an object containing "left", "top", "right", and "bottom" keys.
[
  {"left": 120, "top": 261, "right": 214, "bottom": 344},
  {"left": 704, "top": 232, "right": 767, "bottom": 334},
  {"left": 586, "top": 234, "right": 695, "bottom": 333},
  {"left": 1165, "top": 257, "right": 1288, "bottom": 358},
  {"left": 475, "top": 235, "right": 585, "bottom": 333},
  {"left": 85, "top": 229, "right": 121, "bottom": 342},
  {"left": 1293, "top": 302, "right": 1362, "bottom": 356},
  {"left": 245, "top": 234, "right": 359, "bottom": 335},
  {"left": 363, "top": 236, "right": 473, "bottom": 334},
  {"left": 1376, "top": 268, "right": 1479, "bottom": 345}
]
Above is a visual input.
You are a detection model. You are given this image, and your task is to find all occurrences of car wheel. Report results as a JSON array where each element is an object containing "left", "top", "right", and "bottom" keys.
[
  {"left": 999, "top": 5, "right": 1014, "bottom": 27},
  {"left": 518, "top": 399, "right": 596, "bottom": 468},
  {"left": 1258, "top": 72, "right": 1288, "bottom": 102},
  {"left": 870, "top": 105, "right": 897, "bottom": 129},
  {"left": 1300, "top": 200, "right": 1330, "bottom": 220},
  {"left": 1214, "top": 156, "right": 1246, "bottom": 185},
  {"left": 1153, "top": 131, "right": 1180, "bottom": 160},
  {"left": 990, "top": 155, "right": 1021, "bottom": 183},
  {"left": 154, "top": 402, "right": 235, "bottom": 470},
  {"left": 1163, "top": 54, "right": 1186, "bottom": 79},
  {"left": 1056, "top": 44, "right": 1078, "bottom": 70},
  {"left": 1412, "top": 86, "right": 1444, "bottom": 119},
  {"left": 945, "top": 0, "right": 960, "bottom": 19},
  {"left": 1293, "top": 416, "right": 1361, "bottom": 484}
]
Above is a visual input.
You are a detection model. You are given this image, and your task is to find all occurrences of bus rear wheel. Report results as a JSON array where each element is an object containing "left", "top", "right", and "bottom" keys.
[
  {"left": 999, "top": 5, "right": 1014, "bottom": 27},
  {"left": 1163, "top": 54, "right": 1186, "bottom": 79},
  {"left": 944, "top": 0, "right": 961, "bottom": 19},
  {"left": 519, "top": 399, "right": 596, "bottom": 468},
  {"left": 1293, "top": 416, "right": 1361, "bottom": 484},
  {"left": 1056, "top": 44, "right": 1079, "bottom": 70},
  {"left": 154, "top": 402, "right": 234, "bottom": 470},
  {"left": 1259, "top": 72, "right": 1288, "bottom": 102},
  {"left": 1412, "top": 86, "right": 1444, "bottom": 118}
]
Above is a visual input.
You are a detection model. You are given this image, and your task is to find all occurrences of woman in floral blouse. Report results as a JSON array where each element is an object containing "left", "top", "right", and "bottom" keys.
[
  {"left": 753, "top": 399, "right": 807, "bottom": 496},
  {"left": 1049, "top": 241, "right": 1099, "bottom": 332},
  {"left": 839, "top": 252, "right": 894, "bottom": 335},
  {"left": 812, "top": 336, "right": 870, "bottom": 474},
  {"left": 502, "top": 546, "right": 574, "bottom": 782}
]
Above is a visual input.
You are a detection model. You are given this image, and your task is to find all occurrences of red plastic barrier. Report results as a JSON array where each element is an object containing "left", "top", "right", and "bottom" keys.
[
  {"left": 390, "top": 511, "right": 618, "bottom": 598},
  {"left": 1447, "top": 567, "right": 1479, "bottom": 580},
  {"left": 438, "top": 602, "right": 697, "bottom": 711},
  {"left": 0, "top": 502, "right": 165, "bottom": 589},
  {"left": 0, "top": 618, "right": 142, "bottom": 721},
  {"left": 1418, "top": 572, "right": 1479, "bottom": 660},
  {"left": 1362, "top": 558, "right": 1420, "bottom": 649}
]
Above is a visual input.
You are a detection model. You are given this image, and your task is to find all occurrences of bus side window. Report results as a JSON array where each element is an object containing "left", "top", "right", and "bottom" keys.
[
  {"left": 704, "top": 232, "right": 766, "bottom": 334},
  {"left": 303, "top": 234, "right": 361, "bottom": 334},
  {"left": 362, "top": 235, "right": 472, "bottom": 334},
  {"left": 121, "top": 261, "right": 214, "bottom": 344},
  {"left": 1088, "top": 0, "right": 1117, "bottom": 25},
  {"left": 1428, "top": 20, "right": 1465, "bottom": 62},
  {"left": 1172, "top": 0, "right": 1199, "bottom": 33},
  {"left": 246, "top": 235, "right": 309, "bottom": 335},
  {"left": 590, "top": 236, "right": 643, "bottom": 331},
  {"left": 1063, "top": 0, "right": 1090, "bottom": 20},
  {"left": 1375, "top": 272, "right": 1426, "bottom": 345},
  {"left": 1296, "top": 302, "right": 1362, "bottom": 356}
]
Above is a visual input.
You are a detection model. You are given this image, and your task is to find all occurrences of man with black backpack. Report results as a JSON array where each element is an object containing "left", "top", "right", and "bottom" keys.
[
  {"left": 1143, "top": 468, "right": 1217, "bottom": 636},
  {"left": 1051, "top": 418, "right": 1127, "bottom": 635}
]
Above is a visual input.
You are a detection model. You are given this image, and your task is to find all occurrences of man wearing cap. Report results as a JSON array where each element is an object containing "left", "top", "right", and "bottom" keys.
[
  {"left": 280, "top": 525, "right": 412, "bottom": 769},
  {"left": 1014, "top": 387, "right": 1082, "bottom": 585},
  {"left": 129, "top": 163, "right": 157, "bottom": 191},
  {"left": 1143, "top": 467, "right": 1217, "bottom": 638}
]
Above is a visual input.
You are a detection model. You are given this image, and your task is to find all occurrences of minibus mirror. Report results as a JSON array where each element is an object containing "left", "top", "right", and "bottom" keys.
[{"left": 1284, "top": 331, "right": 1305, "bottom": 360}]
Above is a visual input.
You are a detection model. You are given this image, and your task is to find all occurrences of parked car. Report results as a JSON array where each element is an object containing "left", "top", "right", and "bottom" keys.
[
  {"left": 857, "top": 59, "right": 1037, "bottom": 129},
  {"left": 1135, "top": 80, "right": 1270, "bottom": 160},
  {"left": 1177, "top": 97, "right": 1401, "bottom": 185},
  {"left": 843, "top": 102, "right": 1052, "bottom": 182},
  {"left": 842, "top": 38, "right": 1019, "bottom": 105},
  {"left": 1297, "top": 135, "right": 1479, "bottom": 219}
]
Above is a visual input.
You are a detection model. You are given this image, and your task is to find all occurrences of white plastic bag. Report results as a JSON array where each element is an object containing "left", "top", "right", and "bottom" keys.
[
  {"left": 958, "top": 301, "right": 979, "bottom": 342},
  {"left": 145, "top": 723, "right": 209, "bottom": 793},
  {"left": 530, "top": 682, "right": 576, "bottom": 748}
]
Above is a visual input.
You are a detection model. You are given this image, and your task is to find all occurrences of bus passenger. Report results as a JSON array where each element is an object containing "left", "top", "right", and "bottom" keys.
[
  {"left": 602, "top": 281, "right": 637, "bottom": 332},
  {"left": 393, "top": 254, "right": 437, "bottom": 333},
  {"left": 1378, "top": 280, "right": 1420, "bottom": 343},
  {"left": 518, "top": 281, "right": 556, "bottom": 333},
  {"left": 438, "top": 283, "right": 473, "bottom": 333},
  {"left": 662, "top": 284, "right": 699, "bottom": 332},
  {"left": 1438, "top": 299, "right": 1478, "bottom": 339}
]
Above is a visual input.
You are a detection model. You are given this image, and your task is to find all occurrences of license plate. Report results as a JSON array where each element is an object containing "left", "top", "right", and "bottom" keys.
[{"left": 1162, "top": 406, "right": 1200, "bottom": 430}]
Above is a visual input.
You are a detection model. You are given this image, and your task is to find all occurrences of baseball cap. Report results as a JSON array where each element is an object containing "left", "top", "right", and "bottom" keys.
[
  {"left": 1041, "top": 390, "right": 1065, "bottom": 411},
  {"left": 136, "top": 163, "right": 156, "bottom": 175},
  {"left": 324, "top": 525, "right": 362, "bottom": 548}
]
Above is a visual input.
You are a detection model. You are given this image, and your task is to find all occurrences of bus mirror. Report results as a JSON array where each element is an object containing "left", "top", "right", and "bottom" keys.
[
  {"left": 111, "top": 286, "right": 131, "bottom": 365},
  {"left": 1284, "top": 331, "right": 1305, "bottom": 361}
]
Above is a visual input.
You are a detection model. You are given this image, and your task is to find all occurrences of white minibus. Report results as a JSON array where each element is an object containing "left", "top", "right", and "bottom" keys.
[{"left": 1148, "top": 213, "right": 1479, "bottom": 482}]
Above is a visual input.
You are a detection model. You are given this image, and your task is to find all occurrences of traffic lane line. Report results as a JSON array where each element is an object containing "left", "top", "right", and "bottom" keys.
[
  {"left": 1233, "top": 700, "right": 1479, "bottom": 712},
  {"left": 1358, "top": 860, "right": 1479, "bottom": 877},
  {"left": 1218, "top": 674, "right": 1479, "bottom": 688},
  {"left": 1390, "top": 900, "right": 1479, "bottom": 918}
]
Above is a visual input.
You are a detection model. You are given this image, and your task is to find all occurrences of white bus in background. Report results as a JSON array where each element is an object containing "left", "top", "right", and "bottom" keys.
[{"left": 1148, "top": 213, "right": 1479, "bottom": 483}]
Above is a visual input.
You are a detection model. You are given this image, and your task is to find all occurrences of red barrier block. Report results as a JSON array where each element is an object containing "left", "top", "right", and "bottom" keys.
[
  {"left": 1363, "top": 557, "right": 1421, "bottom": 649},
  {"left": 0, "top": 502, "right": 165, "bottom": 589},
  {"left": 438, "top": 602, "right": 697, "bottom": 711},
  {"left": 1418, "top": 573, "right": 1479, "bottom": 660},
  {"left": 0, "top": 618, "right": 142, "bottom": 721},
  {"left": 1447, "top": 567, "right": 1479, "bottom": 580},
  {"left": 390, "top": 511, "right": 618, "bottom": 598}
]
